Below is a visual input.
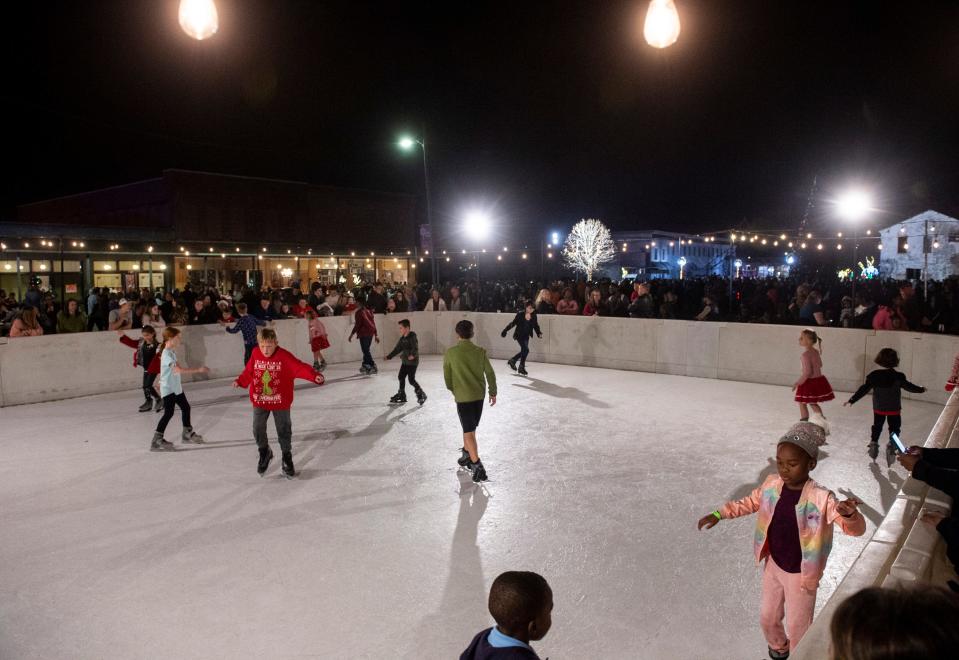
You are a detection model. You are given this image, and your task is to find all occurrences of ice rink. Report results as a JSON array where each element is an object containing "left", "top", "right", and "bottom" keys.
[{"left": 0, "top": 358, "right": 944, "bottom": 659}]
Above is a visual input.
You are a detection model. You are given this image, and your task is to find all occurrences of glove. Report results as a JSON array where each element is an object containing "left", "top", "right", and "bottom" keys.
[
  {"left": 537, "top": 333, "right": 543, "bottom": 339},
  {"left": 501, "top": 330, "right": 507, "bottom": 338}
]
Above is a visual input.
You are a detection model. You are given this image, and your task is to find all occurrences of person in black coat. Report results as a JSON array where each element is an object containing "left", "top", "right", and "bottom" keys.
[{"left": 501, "top": 301, "right": 542, "bottom": 376}]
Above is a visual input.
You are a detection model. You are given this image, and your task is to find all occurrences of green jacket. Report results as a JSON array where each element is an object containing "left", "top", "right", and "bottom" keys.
[
  {"left": 387, "top": 331, "right": 419, "bottom": 366},
  {"left": 56, "top": 310, "right": 87, "bottom": 333},
  {"left": 443, "top": 339, "right": 497, "bottom": 403}
]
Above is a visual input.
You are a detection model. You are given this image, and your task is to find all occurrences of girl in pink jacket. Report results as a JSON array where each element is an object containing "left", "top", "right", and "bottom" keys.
[{"left": 698, "top": 422, "right": 865, "bottom": 659}]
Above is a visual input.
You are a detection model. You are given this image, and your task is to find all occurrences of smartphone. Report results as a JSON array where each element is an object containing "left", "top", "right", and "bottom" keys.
[{"left": 891, "top": 433, "right": 907, "bottom": 454}]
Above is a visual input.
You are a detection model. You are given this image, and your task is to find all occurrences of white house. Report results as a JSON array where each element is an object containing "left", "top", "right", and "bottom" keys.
[
  {"left": 879, "top": 210, "right": 959, "bottom": 281},
  {"left": 610, "top": 230, "right": 732, "bottom": 280}
]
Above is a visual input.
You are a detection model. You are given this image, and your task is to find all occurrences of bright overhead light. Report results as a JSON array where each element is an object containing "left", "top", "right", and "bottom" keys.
[
  {"left": 836, "top": 190, "right": 872, "bottom": 221},
  {"left": 398, "top": 136, "right": 416, "bottom": 150},
  {"left": 464, "top": 210, "right": 492, "bottom": 240},
  {"left": 178, "top": 0, "right": 219, "bottom": 41},
  {"left": 643, "top": 0, "right": 681, "bottom": 49}
]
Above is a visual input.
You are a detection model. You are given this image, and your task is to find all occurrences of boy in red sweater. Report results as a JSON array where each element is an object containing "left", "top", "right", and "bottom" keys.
[{"left": 233, "top": 327, "right": 324, "bottom": 478}]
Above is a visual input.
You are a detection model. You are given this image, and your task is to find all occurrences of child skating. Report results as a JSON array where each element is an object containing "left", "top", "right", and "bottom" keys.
[
  {"left": 348, "top": 296, "right": 379, "bottom": 375},
  {"left": 697, "top": 421, "right": 865, "bottom": 659},
  {"left": 223, "top": 302, "right": 266, "bottom": 367},
  {"left": 460, "top": 571, "right": 553, "bottom": 660},
  {"left": 118, "top": 325, "right": 163, "bottom": 412},
  {"left": 501, "top": 300, "right": 542, "bottom": 376},
  {"left": 385, "top": 318, "right": 426, "bottom": 405},
  {"left": 792, "top": 329, "right": 834, "bottom": 422},
  {"left": 152, "top": 327, "right": 209, "bottom": 451},
  {"left": 233, "top": 327, "right": 324, "bottom": 478},
  {"left": 844, "top": 348, "right": 926, "bottom": 463},
  {"left": 305, "top": 308, "right": 329, "bottom": 372},
  {"left": 444, "top": 320, "right": 497, "bottom": 483}
]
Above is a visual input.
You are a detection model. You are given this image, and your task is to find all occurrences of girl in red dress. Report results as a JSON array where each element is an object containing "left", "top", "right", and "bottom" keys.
[{"left": 793, "top": 329, "right": 834, "bottom": 421}]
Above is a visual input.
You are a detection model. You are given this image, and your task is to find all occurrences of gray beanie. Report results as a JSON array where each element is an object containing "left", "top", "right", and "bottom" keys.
[{"left": 778, "top": 422, "right": 825, "bottom": 459}]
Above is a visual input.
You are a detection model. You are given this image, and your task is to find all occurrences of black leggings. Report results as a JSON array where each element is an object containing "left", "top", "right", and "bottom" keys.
[
  {"left": 398, "top": 364, "right": 422, "bottom": 393},
  {"left": 143, "top": 372, "right": 160, "bottom": 402},
  {"left": 871, "top": 413, "right": 902, "bottom": 443},
  {"left": 156, "top": 393, "right": 191, "bottom": 434}
]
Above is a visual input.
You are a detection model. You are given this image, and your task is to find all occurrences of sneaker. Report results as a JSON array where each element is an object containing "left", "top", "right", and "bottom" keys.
[
  {"left": 138, "top": 400, "right": 153, "bottom": 413},
  {"left": 457, "top": 448, "right": 472, "bottom": 467},
  {"left": 867, "top": 441, "right": 879, "bottom": 461},
  {"left": 150, "top": 432, "right": 175, "bottom": 452},
  {"left": 154, "top": 398, "right": 164, "bottom": 412},
  {"left": 518, "top": 366, "right": 528, "bottom": 376},
  {"left": 257, "top": 447, "right": 274, "bottom": 476},
  {"left": 182, "top": 427, "right": 204, "bottom": 444},
  {"left": 507, "top": 359, "right": 517, "bottom": 371},
  {"left": 281, "top": 451, "right": 295, "bottom": 478},
  {"left": 471, "top": 461, "right": 488, "bottom": 483},
  {"left": 416, "top": 390, "right": 427, "bottom": 405},
  {"left": 389, "top": 392, "right": 407, "bottom": 404}
]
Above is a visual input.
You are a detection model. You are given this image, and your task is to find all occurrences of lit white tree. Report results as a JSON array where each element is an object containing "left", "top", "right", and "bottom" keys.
[{"left": 562, "top": 218, "right": 616, "bottom": 281}]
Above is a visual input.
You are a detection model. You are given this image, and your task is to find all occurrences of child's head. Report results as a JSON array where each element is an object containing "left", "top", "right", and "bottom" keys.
[
  {"left": 455, "top": 320, "right": 474, "bottom": 339},
  {"left": 141, "top": 325, "right": 156, "bottom": 342},
  {"left": 258, "top": 327, "right": 278, "bottom": 357},
  {"left": 777, "top": 422, "right": 823, "bottom": 487},
  {"left": 162, "top": 326, "right": 181, "bottom": 349},
  {"left": 236, "top": 302, "right": 248, "bottom": 315},
  {"left": 875, "top": 348, "right": 899, "bottom": 369},
  {"left": 398, "top": 319, "right": 411, "bottom": 336},
  {"left": 488, "top": 571, "right": 553, "bottom": 642},
  {"left": 799, "top": 328, "right": 821, "bottom": 350},
  {"left": 829, "top": 585, "right": 959, "bottom": 660}
]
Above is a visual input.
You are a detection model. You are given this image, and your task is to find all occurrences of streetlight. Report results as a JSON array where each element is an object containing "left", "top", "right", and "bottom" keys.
[
  {"left": 179, "top": 0, "right": 219, "bottom": 40},
  {"left": 643, "top": 0, "right": 681, "bottom": 49},
  {"left": 398, "top": 134, "right": 437, "bottom": 286},
  {"left": 835, "top": 189, "right": 872, "bottom": 301},
  {"left": 464, "top": 211, "right": 492, "bottom": 241},
  {"left": 678, "top": 256, "right": 687, "bottom": 280},
  {"left": 734, "top": 259, "right": 743, "bottom": 278}
]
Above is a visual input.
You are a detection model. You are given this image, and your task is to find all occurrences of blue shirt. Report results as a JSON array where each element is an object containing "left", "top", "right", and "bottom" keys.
[
  {"left": 159, "top": 349, "right": 183, "bottom": 397},
  {"left": 227, "top": 314, "right": 265, "bottom": 345}
]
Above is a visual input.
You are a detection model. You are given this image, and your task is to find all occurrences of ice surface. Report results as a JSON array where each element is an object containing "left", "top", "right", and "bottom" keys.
[{"left": 0, "top": 358, "right": 943, "bottom": 659}]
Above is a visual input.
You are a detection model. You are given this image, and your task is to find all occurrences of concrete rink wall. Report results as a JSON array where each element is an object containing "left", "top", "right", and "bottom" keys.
[{"left": 1, "top": 312, "right": 957, "bottom": 407}]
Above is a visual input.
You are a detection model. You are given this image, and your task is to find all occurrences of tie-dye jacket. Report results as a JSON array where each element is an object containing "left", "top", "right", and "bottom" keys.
[{"left": 720, "top": 475, "right": 866, "bottom": 591}]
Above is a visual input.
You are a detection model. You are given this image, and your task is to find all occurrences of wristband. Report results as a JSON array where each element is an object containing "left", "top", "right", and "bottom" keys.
[{"left": 712, "top": 510, "right": 721, "bottom": 520}]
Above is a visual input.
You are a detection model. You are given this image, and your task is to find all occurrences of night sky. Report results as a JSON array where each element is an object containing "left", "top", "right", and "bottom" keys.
[{"left": 6, "top": 1, "right": 959, "bottom": 240}]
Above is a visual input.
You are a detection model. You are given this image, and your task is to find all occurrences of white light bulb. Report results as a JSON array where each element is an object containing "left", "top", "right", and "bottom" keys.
[
  {"left": 643, "top": 0, "right": 681, "bottom": 49},
  {"left": 179, "top": 0, "right": 218, "bottom": 41}
]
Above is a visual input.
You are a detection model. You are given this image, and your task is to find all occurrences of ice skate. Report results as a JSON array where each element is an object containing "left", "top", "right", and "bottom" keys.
[
  {"left": 359, "top": 365, "right": 370, "bottom": 375},
  {"left": 457, "top": 447, "right": 472, "bottom": 468},
  {"left": 518, "top": 366, "right": 528, "bottom": 376},
  {"left": 150, "top": 432, "right": 175, "bottom": 452},
  {"left": 369, "top": 365, "right": 378, "bottom": 375},
  {"left": 471, "top": 460, "right": 488, "bottom": 483},
  {"left": 415, "top": 389, "right": 427, "bottom": 405},
  {"left": 389, "top": 391, "right": 407, "bottom": 405},
  {"left": 507, "top": 358, "right": 517, "bottom": 372},
  {"left": 257, "top": 447, "right": 274, "bottom": 476},
  {"left": 138, "top": 400, "right": 153, "bottom": 413},
  {"left": 885, "top": 442, "right": 899, "bottom": 468},
  {"left": 312, "top": 360, "right": 321, "bottom": 371},
  {"left": 281, "top": 451, "right": 295, "bottom": 479},
  {"left": 867, "top": 441, "right": 879, "bottom": 461},
  {"left": 767, "top": 646, "right": 790, "bottom": 660},
  {"left": 154, "top": 398, "right": 163, "bottom": 412},
  {"left": 181, "top": 426, "right": 204, "bottom": 444},
  {"left": 319, "top": 359, "right": 327, "bottom": 372}
]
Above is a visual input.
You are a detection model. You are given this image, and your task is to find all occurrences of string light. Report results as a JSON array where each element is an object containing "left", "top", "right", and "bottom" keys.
[
  {"left": 836, "top": 244, "right": 842, "bottom": 250},
  {"left": 837, "top": 232, "right": 843, "bottom": 237},
  {"left": 866, "top": 230, "right": 872, "bottom": 236},
  {"left": 236, "top": 247, "right": 241, "bottom": 252},
  {"left": 147, "top": 246, "right": 154, "bottom": 253},
  {"left": 497, "top": 255, "right": 502, "bottom": 261},
  {"left": 800, "top": 242, "right": 807, "bottom": 249},
  {"left": 522, "top": 253, "right": 527, "bottom": 259},
  {"left": 186, "top": 264, "right": 192, "bottom": 270},
  {"left": 806, "top": 233, "right": 812, "bottom": 239},
  {"left": 816, "top": 243, "right": 823, "bottom": 250}
]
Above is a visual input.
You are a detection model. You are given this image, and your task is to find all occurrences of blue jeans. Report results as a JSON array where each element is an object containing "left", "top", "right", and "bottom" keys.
[
  {"left": 512, "top": 337, "right": 530, "bottom": 368},
  {"left": 359, "top": 336, "right": 375, "bottom": 368}
]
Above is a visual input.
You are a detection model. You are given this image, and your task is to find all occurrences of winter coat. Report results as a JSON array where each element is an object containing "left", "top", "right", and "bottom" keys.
[
  {"left": 387, "top": 331, "right": 419, "bottom": 366},
  {"left": 848, "top": 368, "right": 925, "bottom": 413},
  {"left": 502, "top": 312, "right": 542, "bottom": 341}
]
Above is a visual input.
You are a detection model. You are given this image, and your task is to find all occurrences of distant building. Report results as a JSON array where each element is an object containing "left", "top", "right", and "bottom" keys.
[
  {"left": 879, "top": 210, "right": 959, "bottom": 281},
  {"left": 610, "top": 230, "right": 733, "bottom": 280}
]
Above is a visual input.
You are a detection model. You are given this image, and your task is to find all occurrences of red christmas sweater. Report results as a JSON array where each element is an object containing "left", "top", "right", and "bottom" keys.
[{"left": 234, "top": 346, "right": 323, "bottom": 410}]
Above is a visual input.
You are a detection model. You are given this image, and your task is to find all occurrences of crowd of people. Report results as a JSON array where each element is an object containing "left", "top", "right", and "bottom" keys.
[{"left": 5, "top": 270, "right": 959, "bottom": 338}]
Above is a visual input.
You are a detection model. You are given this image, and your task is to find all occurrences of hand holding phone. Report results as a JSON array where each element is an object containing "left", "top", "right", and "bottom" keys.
[{"left": 891, "top": 433, "right": 906, "bottom": 454}]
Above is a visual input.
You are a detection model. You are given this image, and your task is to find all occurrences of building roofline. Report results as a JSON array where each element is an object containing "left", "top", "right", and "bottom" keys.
[
  {"left": 17, "top": 178, "right": 166, "bottom": 208},
  {"left": 161, "top": 169, "right": 416, "bottom": 200}
]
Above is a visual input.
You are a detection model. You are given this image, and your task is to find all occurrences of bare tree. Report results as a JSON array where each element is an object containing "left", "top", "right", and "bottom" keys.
[{"left": 562, "top": 218, "right": 616, "bottom": 281}]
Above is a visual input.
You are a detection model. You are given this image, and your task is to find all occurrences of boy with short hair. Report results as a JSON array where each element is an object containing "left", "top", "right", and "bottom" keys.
[
  {"left": 223, "top": 301, "right": 266, "bottom": 366},
  {"left": 444, "top": 320, "right": 497, "bottom": 482},
  {"left": 460, "top": 571, "right": 553, "bottom": 660},
  {"left": 348, "top": 296, "right": 379, "bottom": 375},
  {"left": 233, "top": 327, "right": 324, "bottom": 478},
  {"left": 385, "top": 318, "right": 426, "bottom": 405}
]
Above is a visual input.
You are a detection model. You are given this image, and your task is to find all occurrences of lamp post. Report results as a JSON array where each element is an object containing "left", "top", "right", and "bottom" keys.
[
  {"left": 398, "top": 135, "right": 437, "bottom": 287},
  {"left": 836, "top": 190, "right": 872, "bottom": 303}
]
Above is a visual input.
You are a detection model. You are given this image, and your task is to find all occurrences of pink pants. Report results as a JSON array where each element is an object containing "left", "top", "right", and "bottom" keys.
[{"left": 759, "top": 558, "right": 817, "bottom": 653}]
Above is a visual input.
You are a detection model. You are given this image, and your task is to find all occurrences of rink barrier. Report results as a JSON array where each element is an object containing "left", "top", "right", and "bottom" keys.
[
  {"left": 0, "top": 312, "right": 957, "bottom": 407},
  {"left": 790, "top": 390, "right": 959, "bottom": 660}
]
